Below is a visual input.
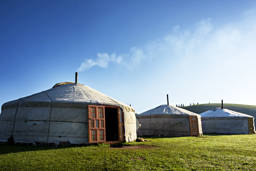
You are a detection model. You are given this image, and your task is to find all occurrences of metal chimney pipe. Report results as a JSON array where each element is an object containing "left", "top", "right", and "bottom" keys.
[
  {"left": 167, "top": 94, "right": 169, "bottom": 106},
  {"left": 221, "top": 99, "right": 223, "bottom": 109},
  {"left": 75, "top": 72, "right": 78, "bottom": 84}
]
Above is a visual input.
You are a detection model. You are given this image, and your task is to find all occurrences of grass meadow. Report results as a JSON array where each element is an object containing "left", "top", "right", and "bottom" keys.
[{"left": 0, "top": 135, "right": 256, "bottom": 170}]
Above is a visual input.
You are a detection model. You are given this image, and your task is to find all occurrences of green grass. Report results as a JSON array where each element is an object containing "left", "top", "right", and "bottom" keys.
[
  {"left": 1, "top": 135, "right": 256, "bottom": 170},
  {"left": 182, "top": 103, "right": 256, "bottom": 116}
]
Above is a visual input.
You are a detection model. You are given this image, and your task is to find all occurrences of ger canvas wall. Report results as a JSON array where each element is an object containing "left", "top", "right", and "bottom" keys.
[
  {"left": 138, "top": 115, "right": 191, "bottom": 137},
  {"left": 0, "top": 102, "right": 89, "bottom": 144},
  {"left": 202, "top": 118, "right": 252, "bottom": 134}
]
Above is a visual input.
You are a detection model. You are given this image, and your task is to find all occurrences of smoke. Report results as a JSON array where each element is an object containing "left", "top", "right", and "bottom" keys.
[{"left": 77, "top": 53, "right": 122, "bottom": 72}]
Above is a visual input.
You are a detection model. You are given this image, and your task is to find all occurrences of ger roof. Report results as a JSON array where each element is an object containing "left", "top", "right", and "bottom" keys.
[
  {"left": 200, "top": 108, "right": 253, "bottom": 118},
  {"left": 4, "top": 83, "right": 134, "bottom": 112},
  {"left": 139, "top": 104, "right": 199, "bottom": 116}
]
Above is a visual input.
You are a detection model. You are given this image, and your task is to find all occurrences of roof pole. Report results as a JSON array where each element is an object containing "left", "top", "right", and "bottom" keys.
[
  {"left": 167, "top": 94, "right": 169, "bottom": 106},
  {"left": 75, "top": 72, "right": 78, "bottom": 84},
  {"left": 221, "top": 99, "right": 223, "bottom": 109}
]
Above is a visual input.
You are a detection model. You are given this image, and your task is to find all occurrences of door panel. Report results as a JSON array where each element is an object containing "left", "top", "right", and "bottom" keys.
[
  {"left": 248, "top": 118, "right": 255, "bottom": 134},
  {"left": 88, "top": 105, "right": 124, "bottom": 143},
  {"left": 189, "top": 116, "right": 199, "bottom": 136},
  {"left": 88, "top": 106, "right": 105, "bottom": 143}
]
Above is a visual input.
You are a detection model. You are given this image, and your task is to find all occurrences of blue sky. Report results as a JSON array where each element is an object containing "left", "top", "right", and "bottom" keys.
[{"left": 1, "top": 0, "right": 256, "bottom": 113}]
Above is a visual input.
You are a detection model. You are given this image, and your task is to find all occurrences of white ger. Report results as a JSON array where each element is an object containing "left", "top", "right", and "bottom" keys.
[
  {"left": 137, "top": 98, "right": 203, "bottom": 137},
  {"left": 0, "top": 74, "right": 137, "bottom": 145},
  {"left": 201, "top": 108, "right": 255, "bottom": 134}
]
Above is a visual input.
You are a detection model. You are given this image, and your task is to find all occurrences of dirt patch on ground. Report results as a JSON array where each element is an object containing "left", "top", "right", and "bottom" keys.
[{"left": 111, "top": 145, "right": 156, "bottom": 149}]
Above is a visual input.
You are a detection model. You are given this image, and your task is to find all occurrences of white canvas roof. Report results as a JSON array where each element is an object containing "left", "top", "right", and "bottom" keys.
[
  {"left": 200, "top": 108, "right": 253, "bottom": 118},
  {"left": 139, "top": 104, "right": 199, "bottom": 116},
  {"left": 5, "top": 83, "right": 134, "bottom": 112}
]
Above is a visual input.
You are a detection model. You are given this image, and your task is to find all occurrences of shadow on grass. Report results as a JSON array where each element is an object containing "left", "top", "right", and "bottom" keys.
[
  {"left": 140, "top": 134, "right": 254, "bottom": 139},
  {"left": 0, "top": 143, "right": 96, "bottom": 155},
  {"left": 200, "top": 133, "right": 255, "bottom": 136},
  {"left": 138, "top": 135, "right": 204, "bottom": 139}
]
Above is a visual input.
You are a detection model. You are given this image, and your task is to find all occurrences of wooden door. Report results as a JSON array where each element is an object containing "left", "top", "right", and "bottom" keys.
[
  {"left": 189, "top": 116, "right": 199, "bottom": 136},
  {"left": 248, "top": 118, "right": 255, "bottom": 134},
  {"left": 88, "top": 105, "right": 106, "bottom": 143}
]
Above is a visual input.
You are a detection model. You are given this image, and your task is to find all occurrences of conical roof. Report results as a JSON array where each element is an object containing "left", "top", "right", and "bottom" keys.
[
  {"left": 3, "top": 83, "right": 134, "bottom": 112},
  {"left": 200, "top": 108, "right": 253, "bottom": 118},
  {"left": 139, "top": 104, "right": 199, "bottom": 116}
]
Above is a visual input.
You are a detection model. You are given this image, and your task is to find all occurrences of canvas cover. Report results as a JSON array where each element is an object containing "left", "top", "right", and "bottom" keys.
[
  {"left": 140, "top": 105, "right": 200, "bottom": 116},
  {"left": 200, "top": 108, "right": 255, "bottom": 134},
  {"left": 201, "top": 109, "right": 254, "bottom": 118},
  {"left": 0, "top": 83, "right": 137, "bottom": 144},
  {"left": 137, "top": 105, "right": 203, "bottom": 137}
]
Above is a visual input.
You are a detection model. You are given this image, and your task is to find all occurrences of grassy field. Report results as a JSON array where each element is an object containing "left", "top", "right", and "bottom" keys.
[{"left": 1, "top": 135, "right": 256, "bottom": 170}]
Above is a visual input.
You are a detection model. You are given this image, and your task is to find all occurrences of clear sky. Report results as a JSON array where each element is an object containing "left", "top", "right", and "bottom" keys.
[{"left": 1, "top": 0, "right": 256, "bottom": 113}]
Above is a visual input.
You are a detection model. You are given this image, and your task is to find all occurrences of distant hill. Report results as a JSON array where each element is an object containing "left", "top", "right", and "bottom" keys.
[{"left": 181, "top": 103, "right": 256, "bottom": 120}]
